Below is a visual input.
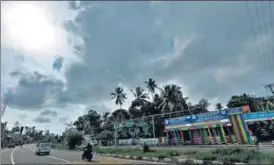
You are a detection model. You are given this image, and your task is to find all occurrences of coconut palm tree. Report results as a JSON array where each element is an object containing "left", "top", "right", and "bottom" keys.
[
  {"left": 145, "top": 78, "right": 158, "bottom": 100},
  {"left": 131, "top": 87, "right": 149, "bottom": 116},
  {"left": 159, "top": 84, "right": 183, "bottom": 113},
  {"left": 131, "top": 87, "right": 149, "bottom": 107},
  {"left": 111, "top": 86, "right": 127, "bottom": 121},
  {"left": 111, "top": 86, "right": 127, "bottom": 109}
]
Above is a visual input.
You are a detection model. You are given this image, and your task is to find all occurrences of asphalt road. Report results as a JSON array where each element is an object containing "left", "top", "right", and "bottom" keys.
[{"left": 1, "top": 144, "right": 162, "bottom": 164}]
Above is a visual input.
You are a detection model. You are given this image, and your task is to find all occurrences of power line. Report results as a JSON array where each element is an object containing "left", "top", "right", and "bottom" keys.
[
  {"left": 245, "top": 1, "right": 264, "bottom": 78},
  {"left": 261, "top": 0, "right": 271, "bottom": 74},
  {"left": 269, "top": 0, "right": 274, "bottom": 72}
]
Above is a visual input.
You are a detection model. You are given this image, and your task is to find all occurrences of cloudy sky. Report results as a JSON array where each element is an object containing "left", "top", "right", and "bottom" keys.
[{"left": 1, "top": 1, "right": 273, "bottom": 134}]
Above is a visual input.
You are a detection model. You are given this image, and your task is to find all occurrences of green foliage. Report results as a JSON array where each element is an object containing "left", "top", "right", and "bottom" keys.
[
  {"left": 96, "top": 130, "right": 113, "bottom": 141},
  {"left": 186, "top": 147, "right": 274, "bottom": 164},
  {"left": 94, "top": 147, "right": 180, "bottom": 158},
  {"left": 66, "top": 132, "right": 84, "bottom": 150}
]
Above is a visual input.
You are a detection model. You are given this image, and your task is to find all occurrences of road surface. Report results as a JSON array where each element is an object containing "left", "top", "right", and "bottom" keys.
[{"left": 1, "top": 144, "right": 162, "bottom": 164}]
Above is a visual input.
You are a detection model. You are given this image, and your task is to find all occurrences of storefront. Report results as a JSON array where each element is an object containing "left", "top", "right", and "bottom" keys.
[{"left": 163, "top": 106, "right": 253, "bottom": 145}]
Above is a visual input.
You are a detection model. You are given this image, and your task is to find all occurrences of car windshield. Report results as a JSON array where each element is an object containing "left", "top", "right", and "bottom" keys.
[
  {"left": 40, "top": 143, "right": 50, "bottom": 148},
  {"left": 1, "top": 1, "right": 274, "bottom": 165}
]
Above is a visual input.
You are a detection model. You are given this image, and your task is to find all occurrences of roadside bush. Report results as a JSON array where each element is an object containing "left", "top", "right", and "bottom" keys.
[
  {"left": 191, "top": 147, "right": 274, "bottom": 164},
  {"left": 94, "top": 147, "right": 180, "bottom": 158},
  {"left": 66, "top": 132, "right": 83, "bottom": 150},
  {"left": 143, "top": 143, "right": 150, "bottom": 153}
]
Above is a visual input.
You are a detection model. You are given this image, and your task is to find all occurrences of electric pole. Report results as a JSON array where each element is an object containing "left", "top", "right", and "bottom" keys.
[{"left": 264, "top": 83, "right": 274, "bottom": 96}]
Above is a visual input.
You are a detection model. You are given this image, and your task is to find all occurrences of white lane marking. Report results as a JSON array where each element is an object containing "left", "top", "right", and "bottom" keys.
[
  {"left": 48, "top": 156, "right": 71, "bottom": 163},
  {"left": 28, "top": 146, "right": 35, "bottom": 153},
  {"left": 10, "top": 147, "right": 20, "bottom": 164},
  {"left": 27, "top": 146, "right": 71, "bottom": 164}
]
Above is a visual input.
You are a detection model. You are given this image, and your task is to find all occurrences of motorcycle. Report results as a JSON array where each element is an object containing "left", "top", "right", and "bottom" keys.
[{"left": 82, "top": 148, "right": 93, "bottom": 161}]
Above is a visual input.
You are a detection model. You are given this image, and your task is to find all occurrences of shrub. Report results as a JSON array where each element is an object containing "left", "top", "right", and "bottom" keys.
[
  {"left": 143, "top": 143, "right": 150, "bottom": 153},
  {"left": 66, "top": 132, "right": 83, "bottom": 150}
]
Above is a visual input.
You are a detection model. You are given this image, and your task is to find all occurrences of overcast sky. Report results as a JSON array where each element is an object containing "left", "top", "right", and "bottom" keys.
[{"left": 1, "top": 1, "right": 273, "bottom": 134}]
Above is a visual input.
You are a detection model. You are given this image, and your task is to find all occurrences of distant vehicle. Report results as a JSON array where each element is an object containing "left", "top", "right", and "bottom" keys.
[
  {"left": 272, "top": 140, "right": 274, "bottom": 147},
  {"left": 35, "top": 142, "right": 51, "bottom": 155}
]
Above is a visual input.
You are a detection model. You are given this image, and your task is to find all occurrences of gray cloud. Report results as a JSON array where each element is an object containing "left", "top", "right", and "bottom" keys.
[
  {"left": 4, "top": 2, "right": 274, "bottom": 113},
  {"left": 18, "top": 114, "right": 27, "bottom": 119},
  {"left": 3, "top": 71, "right": 64, "bottom": 110},
  {"left": 58, "top": 117, "right": 69, "bottom": 125},
  {"left": 60, "top": 1, "right": 273, "bottom": 105},
  {"left": 33, "top": 116, "right": 52, "bottom": 123},
  {"left": 40, "top": 109, "right": 58, "bottom": 117}
]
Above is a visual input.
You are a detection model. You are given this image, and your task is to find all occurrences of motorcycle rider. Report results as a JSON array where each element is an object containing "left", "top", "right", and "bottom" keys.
[
  {"left": 85, "top": 143, "right": 93, "bottom": 152},
  {"left": 83, "top": 143, "right": 93, "bottom": 159}
]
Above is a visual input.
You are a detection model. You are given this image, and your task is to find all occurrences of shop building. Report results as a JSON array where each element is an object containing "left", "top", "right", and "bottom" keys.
[{"left": 163, "top": 106, "right": 274, "bottom": 145}]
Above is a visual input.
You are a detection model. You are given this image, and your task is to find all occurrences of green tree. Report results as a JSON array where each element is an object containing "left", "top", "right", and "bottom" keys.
[
  {"left": 227, "top": 93, "right": 257, "bottom": 112},
  {"left": 66, "top": 132, "right": 83, "bottom": 150},
  {"left": 111, "top": 86, "right": 127, "bottom": 109},
  {"left": 96, "top": 130, "right": 113, "bottom": 145},
  {"left": 110, "top": 109, "right": 131, "bottom": 122},
  {"left": 145, "top": 78, "right": 158, "bottom": 100},
  {"left": 111, "top": 86, "right": 127, "bottom": 122},
  {"left": 20, "top": 126, "right": 24, "bottom": 135},
  {"left": 130, "top": 87, "right": 149, "bottom": 117},
  {"left": 102, "top": 112, "right": 110, "bottom": 124},
  {"left": 73, "top": 116, "right": 86, "bottom": 132},
  {"left": 159, "top": 84, "right": 188, "bottom": 113},
  {"left": 216, "top": 102, "right": 223, "bottom": 110}
]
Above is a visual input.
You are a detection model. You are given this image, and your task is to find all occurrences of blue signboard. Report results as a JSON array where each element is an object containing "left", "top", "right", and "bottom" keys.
[
  {"left": 191, "top": 110, "right": 228, "bottom": 123},
  {"left": 164, "top": 106, "right": 246, "bottom": 126},
  {"left": 243, "top": 110, "right": 274, "bottom": 120},
  {"left": 165, "top": 109, "right": 229, "bottom": 126},
  {"left": 226, "top": 107, "right": 243, "bottom": 115},
  {"left": 164, "top": 115, "right": 192, "bottom": 126}
]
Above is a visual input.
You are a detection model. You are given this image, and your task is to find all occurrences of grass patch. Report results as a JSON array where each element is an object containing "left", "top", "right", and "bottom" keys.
[
  {"left": 94, "top": 147, "right": 180, "bottom": 158},
  {"left": 186, "top": 147, "right": 274, "bottom": 164}
]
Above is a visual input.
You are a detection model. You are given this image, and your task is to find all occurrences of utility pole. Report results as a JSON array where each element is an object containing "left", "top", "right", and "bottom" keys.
[
  {"left": 264, "top": 83, "right": 274, "bottom": 96},
  {"left": 152, "top": 116, "right": 155, "bottom": 138}
]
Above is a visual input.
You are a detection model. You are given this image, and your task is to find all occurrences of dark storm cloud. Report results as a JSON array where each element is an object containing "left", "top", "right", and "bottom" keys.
[
  {"left": 33, "top": 116, "right": 52, "bottom": 123},
  {"left": 60, "top": 1, "right": 273, "bottom": 105},
  {"left": 3, "top": 71, "right": 64, "bottom": 110},
  {"left": 40, "top": 109, "right": 58, "bottom": 117}
]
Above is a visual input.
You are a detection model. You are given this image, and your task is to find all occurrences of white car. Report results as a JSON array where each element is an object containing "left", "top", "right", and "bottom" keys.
[{"left": 35, "top": 142, "right": 51, "bottom": 155}]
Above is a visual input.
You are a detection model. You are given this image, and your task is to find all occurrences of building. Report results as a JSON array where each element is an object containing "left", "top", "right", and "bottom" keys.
[{"left": 163, "top": 106, "right": 274, "bottom": 145}]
